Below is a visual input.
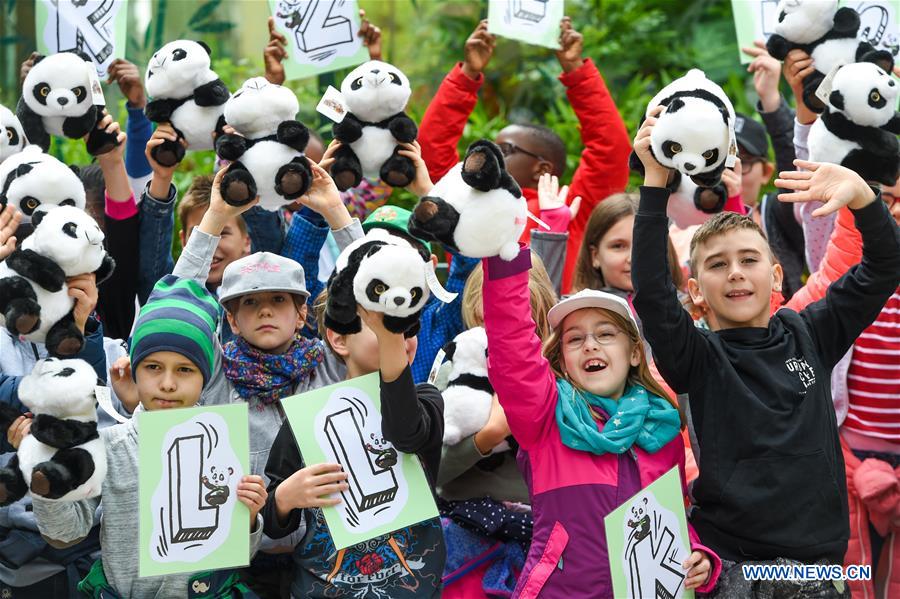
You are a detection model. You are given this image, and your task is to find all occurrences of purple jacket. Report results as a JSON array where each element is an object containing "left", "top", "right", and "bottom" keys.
[{"left": 482, "top": 248, "right": 721, "bottom": 598}]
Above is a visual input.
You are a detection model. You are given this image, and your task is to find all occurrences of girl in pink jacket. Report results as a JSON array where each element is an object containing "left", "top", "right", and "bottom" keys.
[{"left": 481, "top": 247, "right": 721, "bottom": 597}]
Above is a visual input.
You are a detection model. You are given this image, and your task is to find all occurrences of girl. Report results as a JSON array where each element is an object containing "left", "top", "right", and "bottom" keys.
[{"left": 481, "top": 245, "right": 720, "bottom": 597}]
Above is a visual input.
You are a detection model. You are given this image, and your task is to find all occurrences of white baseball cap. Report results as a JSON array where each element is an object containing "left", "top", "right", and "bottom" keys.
[
  {"left": 218, "top": 252, "right": 309, "bottom": 304},
  {"left": 547, "top": 289, "right": 639, "bottom": 332}
]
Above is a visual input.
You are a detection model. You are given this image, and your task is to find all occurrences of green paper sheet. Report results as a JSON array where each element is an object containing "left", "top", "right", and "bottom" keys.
[
  {"left": 281, "top": 372, "right": 439, "bottom": 550},
  {"left": 268, "top": 0, "right": 370, "bottom": 81},
  {"left": 604, "top": 466, "right": 695, "bottom": 599},
  {"left": 138, "top": 404, "right": 250, "bottom": 578},
  {"left": 36, "top": 0, "right": 129, "bottom": 78},
  {"left": 487, "top": 0, "right": 565, "bottom": 50}
]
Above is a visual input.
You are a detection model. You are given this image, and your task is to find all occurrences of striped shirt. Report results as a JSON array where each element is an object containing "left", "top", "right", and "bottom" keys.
[{"left": 845, "top": 289, "right": 900, "bottom": 440}]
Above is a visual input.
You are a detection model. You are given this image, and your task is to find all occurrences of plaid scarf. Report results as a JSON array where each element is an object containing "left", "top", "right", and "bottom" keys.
[{"left": 223, "top": 334, "right": 324, "bottom": 406}]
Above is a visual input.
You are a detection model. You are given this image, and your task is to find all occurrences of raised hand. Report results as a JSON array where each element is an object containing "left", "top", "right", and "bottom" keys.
[
  {"left": 107, "top": 58, "right": 147, "bottom": 108},
  {"left": 462, "top": 20, "right": 496, "bottom": 80},
  {"left": 358, "top": 9, "right": 382, "bottom": 61},
  {"left": 0, "top": 205, "right": 22, "bottom": 261},
  {"left": 743, "top": 41, "right": 781, "bottom": 112},
  {"left": 264, "top": 17, "right": 288, "bottom": 85},
  {"left": 556, "top": 17, "right": 584, "bottom": 73},
  {"left": 776, "top": 159, "right": 876, "bottom": 216},
  {"left": 632, "top": 105, "right": 671, "bottom": 188},
  {"left": 538, "top": 172, "right": 581, "bottom": 218}
]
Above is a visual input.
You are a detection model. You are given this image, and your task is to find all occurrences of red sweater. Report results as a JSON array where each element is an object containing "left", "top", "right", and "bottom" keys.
[{"left": 418, "top": 59, "right": 632, "bottom": 293}]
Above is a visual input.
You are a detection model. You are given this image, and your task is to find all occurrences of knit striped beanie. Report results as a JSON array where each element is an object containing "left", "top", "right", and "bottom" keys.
[{"left": 130, "top": 275, "right": 219, "bottom": 386}]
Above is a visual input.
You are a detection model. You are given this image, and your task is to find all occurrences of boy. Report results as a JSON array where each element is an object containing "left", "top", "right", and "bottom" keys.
[
  {"left": 31, "top": 275, "right": 268, "bottom": 597},
  {"left": 632, "top": 110, "right": 900, "bottom": 596},
  {"left": 260, "top": 296, "right": 446, "bottom": 598},
  {"left": 418, "top": 17, "right": 631, "bottom": 292}
]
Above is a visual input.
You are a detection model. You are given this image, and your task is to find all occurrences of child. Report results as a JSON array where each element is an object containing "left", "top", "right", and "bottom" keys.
[
  {"left": 31, "top": 275, "right": 268, "bottom": 597},
  {"left": 481, "top": 245, "right": 719, "bottom": 595},
  {"left": 631, "top": 110, "right": 900, "bottom": 596},
  {"left": 259, "top": 294, "right": 446, "bottom": 598},
  {"left": 418, "top": 17, "right": 631, "bottom": 292}
]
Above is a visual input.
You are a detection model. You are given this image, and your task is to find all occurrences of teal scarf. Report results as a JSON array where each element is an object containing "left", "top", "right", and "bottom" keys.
[{"left": 554, "top": 378, "right": 681, "bottom": 455}]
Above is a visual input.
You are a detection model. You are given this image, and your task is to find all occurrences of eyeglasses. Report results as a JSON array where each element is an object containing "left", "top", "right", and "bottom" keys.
[
  {"left": 883, "top": 191, "right": 899, "bottom": 211},
  {"left": 562, "top": 325, "right": 625, "bottom": 350},
  {"left": 497, "top": 141, "right": 546, "bottom": 162},
  {"left": 739, "top": 155, "right": 766, "bottom": 174}
]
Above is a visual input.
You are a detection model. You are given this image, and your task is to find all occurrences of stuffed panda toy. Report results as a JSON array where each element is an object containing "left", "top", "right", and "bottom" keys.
[
  {"left": 0, "top": 358, "right": 106, "bottom": 506},
  {"left": 408, "top": 139, "right": 526, "bottom": 261},
  {"left": 440, "top": 327, "right": 511, "bottom": 451},
  {"left": 0, "top": 145, "right": 85, "bottom": 223},
  {"left": 808, "top": 59, "right": 900, "bottom": 186},
  {"left": 330, "top": 60, "right": 417, "bottom": 191},
  {"left": 0, "top": 206, "right": 114, "bottom": 356},
  {"left": 765, "top": 0, "right": 890, "bottom": 113},
  {"left": 144, "top": 40, "right": 229, "bottom": 167},
  {"left": 0, "top": 103, "right": 26, "bottom": 164},
  {"left": 17, "top": 52, "right": 119, "bottom": 156},
  {"left": 215, "top": 77, "right": 312, "bottom": 209},
  {"left": 325, "top": 228, "right": 430, "bottom": 335},
  {"left": 628, "top": 69, "right": 736, "bottom": 189},
  {"left": 666, "top": 170, "right": 729, "bottom": 228}
]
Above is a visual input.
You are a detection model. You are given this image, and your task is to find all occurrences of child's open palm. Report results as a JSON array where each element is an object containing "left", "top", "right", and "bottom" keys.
[
  {"left": 236, "top": 475, "right": 267, "bottom": 531},
  {"left": 776, "top": 159, "right": 876, "bottom": 217}
]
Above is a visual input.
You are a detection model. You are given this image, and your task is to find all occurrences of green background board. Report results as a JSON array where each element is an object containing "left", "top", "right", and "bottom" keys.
[
  {"left": 603, "top": 466, "right": 695, "bottom": 599},
  {"left": 487, "top": 0, "right": 564, "bottom": 50},
  {"left": 267, "top": 0, "right": 369, "bottom": 81},
  {"left": 35, "top": 0, "right": 129, "bottom": 78},
  {"left": 281, "top": 372, "right": 439, "bottom": 550},
  {"left": 138, "top": 404, "right": 250, "bottom": 578}
]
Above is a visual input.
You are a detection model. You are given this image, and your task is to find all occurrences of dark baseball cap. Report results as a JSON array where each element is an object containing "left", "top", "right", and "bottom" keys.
[{"left": 733, "top": 113, "right": 769, "bottom": 158}]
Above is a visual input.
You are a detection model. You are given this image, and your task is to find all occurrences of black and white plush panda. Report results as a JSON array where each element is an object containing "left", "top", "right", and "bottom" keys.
[
  {"left": 325, "top": 228, "right": 430, "bottom": 335},
  {"left": 808, "top": 59, "right": 900, "bottom": 186},
  {"left": 215, "top": 77, "right": 312, "bottom": 209},
  {"left": 144, "top": 40, "right": 230, "bottom": 167},
  {"left": 666, "top": 170, "right": 729, "bottom": 228},
  {"left": 629, "top": 69, "right": 736, "bottom": 188},
  {"left": 0, "top": 206, "right": 114, "bottom": 356},
  {"left": 0, "top": 358, "right": 106, "bottom": 506},
  {"left": 0, "top": 103, "right": 26, "bottom": 164},
  {"left": 17, "top": 52, "right": 119, "bottom": 156},
  {"left": 0, "top": 146, "right": 85, "bottom": 223},
  {"left": 331, "top": 60, "right": 417, "bottom": 191},
  {"left": 409, "top": 139, "right": 526, "bottom": 261},
  {"left": 765, "top": 0, "right": 890, "bottom": 113}
]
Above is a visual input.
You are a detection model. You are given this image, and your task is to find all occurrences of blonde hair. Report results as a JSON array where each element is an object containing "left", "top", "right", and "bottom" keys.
[
  {"left": 573, "top": 193, "right": 684, "bottom": 292},
  {"left": 542, "top": 307, "right": 680, "bottom": 418},
  {"left": 462, "top": 252, "right": 558, "bottom": 342}
]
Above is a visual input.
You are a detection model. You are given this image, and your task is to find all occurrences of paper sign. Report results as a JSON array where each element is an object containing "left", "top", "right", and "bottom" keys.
[
  {"left": 282, "top": 373, "right": 439, "bottom": 550},
  {"left": 138, "top": 404, "right": 250, "bottom": 578},
  {"left": 604, "top": 467, "right": 695, "bottom": 599},
  {"left": 316, "top": 85, "right": 348, "bottom": 123},
  {"left": 732, "top": 1, "right": 900, "bottom": 65},
  {"left": 268, "top": 0, "right": 370, "bottom": 81},
  {"left": 487, "top": 0, "right": 565, "bottom": 49},
  {"left": 36, "top": 0, "right": 128, "bottom": 79}
]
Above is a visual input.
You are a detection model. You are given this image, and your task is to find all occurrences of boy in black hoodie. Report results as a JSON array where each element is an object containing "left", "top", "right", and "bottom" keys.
[
  {"left": 261, "top": 303, "right": 445, "bottom": 598},
  {"left": 630, "top": 109, "right": 900, "bottom": 597}
]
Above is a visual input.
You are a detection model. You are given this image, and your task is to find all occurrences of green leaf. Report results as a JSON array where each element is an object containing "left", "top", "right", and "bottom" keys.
[
  {"left": 191, "top": 21, "right": 235, "bottom": 33},
  {"left": 189, "top": 0, "right": 222, "bottom": 26}
]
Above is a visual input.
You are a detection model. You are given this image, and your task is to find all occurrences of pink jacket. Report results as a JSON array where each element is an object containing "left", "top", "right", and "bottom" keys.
[{"left": 482, "top": 247, "right": 720, "bottom": 598}]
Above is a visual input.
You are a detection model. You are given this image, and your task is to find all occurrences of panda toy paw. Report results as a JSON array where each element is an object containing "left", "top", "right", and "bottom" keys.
[
  {"left": 274, "top": 158, "right": 312, "bottom": 200},
  {"left": 0, "top": 459, "right": 27, "bottom": 506},
  {"left": 85, "top": 115, "right": 122, "bottom": 156},
  {"left": 30, "top": 447, "right": 94, "bottom": 500},
  {"left": 379, "top": 149, "right": 416, "bottom": 188},
  {"left": 330, "top": 144, "right": 364, "bottom": 191},
  {"left": 45, "top": 313, "right": 84, "bottom": 357},
  {"left": 219, "top": 162, "right": 258, "bottom": 207},
  {"left": 151, "top": 137, "right": 186, "bottom": 168}
]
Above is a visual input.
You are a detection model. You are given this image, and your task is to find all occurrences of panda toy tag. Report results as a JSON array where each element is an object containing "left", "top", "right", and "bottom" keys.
[
  {"left": 808, "top": 58, "right": 900, "bottom": 186},
  {"left": 325, "top": 228, "right": 431, "bottom": 335},
  {"left": 765, "top": 0, "right": 891, "bottom": 113},
  {"left": 0, "top": 146, "right": 86, "bottom": 223},
  {"left": 409, "top": 139, "right": 526, "bottom": 261},
  {"left": 0, "top": 103, "right": 26, "bottom": 165},
  {"left": 144, "top": 40, "right": 230, "bottom": 167},
  {"left": 330, "top": 60, "right": 418, "bottom": 191},
  {"left": 666, "top": 170, "right": 729, "bottom": 228},
  {"left": 16, "top": 52, "right": 120, "bottom": 156},
  {"left": 0, "top": 358, "right": 107, "bottom": 506},
  {"left": 215, "top": 77, "right": 312, "bottom": 209},
  {"left": 0, "top": 206, "right": 114, "bottom": 356},
  {"left": 630, "top": 69, "right": 736, "bottom": 189}
]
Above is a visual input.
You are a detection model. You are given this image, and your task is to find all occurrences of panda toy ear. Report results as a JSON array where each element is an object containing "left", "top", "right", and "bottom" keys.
[
  {"left": 442, "top": 340, "right": 457, "bottom": 361},
  {"left": 861, "top": 49, "right": 895, "bottom": 74},
  {"left": 196, "top": 40, "right": 212, "bottom": 55},
  {"left": 829, "top": 90, "right": 845, "bottom": 111},
  {"left": 69, "top": 165, "right": 81, "bottom": 177}
]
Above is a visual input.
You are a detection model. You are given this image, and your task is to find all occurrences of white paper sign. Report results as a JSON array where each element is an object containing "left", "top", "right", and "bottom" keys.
[{"left": 37, "top": 0, "right": 128, "bottom": 78}]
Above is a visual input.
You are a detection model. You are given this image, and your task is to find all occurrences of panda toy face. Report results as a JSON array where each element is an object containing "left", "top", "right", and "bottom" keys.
[
  {"left": 0, "top": 104, "right": 26, "bottom": 164},
  {"left": 22, "top": 53, "right": 94, "bottom": 126},
  {"left": 353, "top": 242, "right": 428, "bottom": 317},
  {"left": 646, "top": 69, "right": 735, "bottom": 187},
  {"left": 0, "top": 146, "right": 85, "bottom": 221},
  {"left": 774, "top": 0, "right": 838, "bottom": 44},
  {"left": 18, "top": 357, "right": 98, "bottom": 416},
  {"left": 830, "top": 61, "right": 898, "bottom": 127},
  {"left": 25, "top": 205, "right": 107, "bottom": 276},
  {"left": 145, "top": 40, "right": 217, "bottom": 99},
  {"left": 224, "top": 77, "right": 299, "bottom": 138},
  {"left": 341, "top": 60, "right": 411, "bottom": 123}
]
